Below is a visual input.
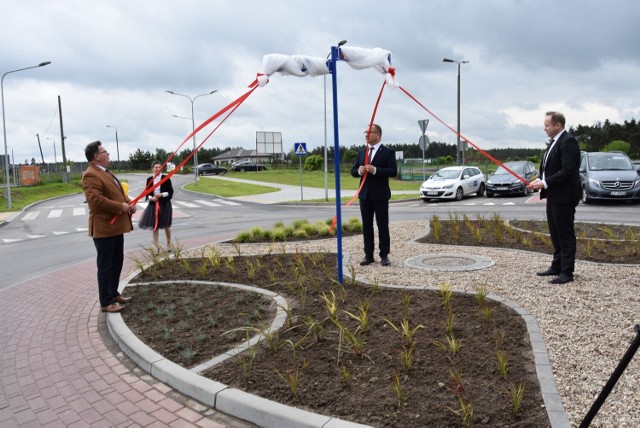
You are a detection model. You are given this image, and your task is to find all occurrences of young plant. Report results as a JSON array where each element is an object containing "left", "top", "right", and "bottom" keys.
[
  {"left": 447, "top": 393, "right": 474, "bottom": 427},
  {"left": 439, "top": 282, "right": 453, "bottom": 309},
  {"left": 475, "top": 286, "right": 487, "bottom": 307},
  {"left": 384, "top": 318, "right": 424, "bottom": 346},
  {"left": 496, "top": 350, "right": 509, "bottom": 379},
  {"left": 507, "top": 381, "right": 525, "bottom": 414},
  {"left": 432, "top": 334, "right": 463, "bottom": 358},
  {"left": 320, "top": 290, "right": 339, "bottom": 321},
  {"left": 430, "top": 215, "right": 442, "bottom": 241},
  {"left": 401, "top": 293, "right": 411, "bottom": 318},
  {"left": 445, "top": 308, "right": 456, "bottom": 335},
  {"left": 332, "top": 318, "right": 366, "bottom": 356},
  {"left": 180, "top": 347, "right": 198, "bottom": 364},
  {"left": 343, "top": 300, "right": 370, "bottom": 333},
  {"left": 340, "top": 365, "right": 351, "bottom": 383},
  {"left": 391, "top": 370, "right": 405, "bottom": 406},
  {"left": 400, "top": 341, "right": 417, "bottom": 372}
]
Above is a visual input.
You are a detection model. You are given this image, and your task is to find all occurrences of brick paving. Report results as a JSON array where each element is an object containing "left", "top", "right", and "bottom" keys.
[{"left": 0, "top": 234, "right": 253, "bottom": 427}]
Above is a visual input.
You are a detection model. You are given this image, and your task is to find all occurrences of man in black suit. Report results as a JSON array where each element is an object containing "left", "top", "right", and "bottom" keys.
[
  {"left": 351, "top": 124, "right": 398, "bottom": 266},
  {"left": 530, "top": 112, "right": 581, "bottom": 284}
]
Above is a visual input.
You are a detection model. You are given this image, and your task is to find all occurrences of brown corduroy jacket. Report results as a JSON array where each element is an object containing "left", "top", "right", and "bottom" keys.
[{"left": 82, "top": 164, "right": 133, "bottom": 238}]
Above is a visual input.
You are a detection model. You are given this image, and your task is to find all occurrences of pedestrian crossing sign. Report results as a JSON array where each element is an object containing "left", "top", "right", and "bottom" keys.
[{"left": 294, "top": 142, "right": 307, "bottom": 156}]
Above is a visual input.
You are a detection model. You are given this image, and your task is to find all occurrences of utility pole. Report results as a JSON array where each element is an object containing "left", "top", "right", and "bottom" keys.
[{"left": 58, "top": 95, "right": 69, "bottom": 182}]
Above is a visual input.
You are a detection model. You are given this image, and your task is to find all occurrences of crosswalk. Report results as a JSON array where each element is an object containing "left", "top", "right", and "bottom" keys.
[
  {"left": 1, "top": 198, "right": 243, "bottom": 244},
  {"left": 15, "top": 198, "right": 242, "bottom": 222}
]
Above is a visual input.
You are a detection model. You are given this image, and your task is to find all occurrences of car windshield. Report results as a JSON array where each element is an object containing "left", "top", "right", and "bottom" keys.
[
  {"left": 432, "top": 169, "right": 460, "bottom": 179},
  {"left": 494, "top": 165, "right": 524, "bottom": 175},
  {"left": 588, "top": 155, "right": 633, "bottom": 171}
]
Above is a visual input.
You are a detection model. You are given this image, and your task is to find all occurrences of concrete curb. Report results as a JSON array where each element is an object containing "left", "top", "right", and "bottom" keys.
[{"left": 109, "top": 252, "right": 570, "bottom": 428}]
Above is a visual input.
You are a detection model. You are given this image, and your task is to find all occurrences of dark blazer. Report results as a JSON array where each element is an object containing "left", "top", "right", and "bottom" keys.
[
  {"left": 82, "top": 164, "right": 133, "bottom": 238},
  {"left": 350, "top": 144, "right": 398, "bottom": 200},
  {"left": 539, "top": 130, "right": 581, "bottom": 205},
  {"left": 145, "top": 175, "right": 174, "bottom": 202}
]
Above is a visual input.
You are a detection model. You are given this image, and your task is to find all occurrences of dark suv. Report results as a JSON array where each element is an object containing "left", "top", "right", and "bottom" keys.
[{"left": 579, "top": 152, "right": 640, "bottom": 203}]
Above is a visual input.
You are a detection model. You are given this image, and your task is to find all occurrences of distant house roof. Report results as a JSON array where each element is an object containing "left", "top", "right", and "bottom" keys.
[
  {"left": 211, "top": 148, "right": 273, "bottom": 162},
  {"left": 211, "top": 148, "right": 256, "bottom": 161}
]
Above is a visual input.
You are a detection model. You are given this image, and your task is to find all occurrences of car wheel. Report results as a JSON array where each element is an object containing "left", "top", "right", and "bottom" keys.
[
  {"left": 581, "top": 185, "right": 591, "bottom": 204},
  {"left": 455, "top": 187, "right": 464, "bottom": 201},
  {"left": 239, "top": 168, "right": 246, "bottom": 173},
  {"left": 486, "top": 192, "right": 494, "bottom": 198},
  {"left": 523, "top": 185, "right": 531, "bottom": 196},
  {"left": 422, "top": 198, "right": 431, "bottom": 203},
  {"left": 476, "top": 183, "right": 485, "bottom": 197}
]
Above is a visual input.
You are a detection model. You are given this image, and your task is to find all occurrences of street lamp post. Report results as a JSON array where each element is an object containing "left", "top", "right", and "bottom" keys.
[
  {"left": 106, "top": 125, "right": 120, "bottom": 169},
  {"left": 2, "top": 61, "right": 51, "bottom": 209},
  {"left": 323, "top": 40, "right": 347, "bottom": 201},
  {"left": 443, "top": 58, "right": 469, "bottom": 165},
  {"left": 45, "top": 137, "right": 57, "bottom": 171},
  {"left": 166, "top": 90, "right": 217, "bottom": 185}
]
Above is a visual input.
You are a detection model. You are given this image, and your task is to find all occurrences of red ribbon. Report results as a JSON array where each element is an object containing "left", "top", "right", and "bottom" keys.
[
  {"left": 398, "top": 85, "right": 529, "bottom": 186},
  {"left": 110, "top": 80, "right": 260, "bottom": 224}
]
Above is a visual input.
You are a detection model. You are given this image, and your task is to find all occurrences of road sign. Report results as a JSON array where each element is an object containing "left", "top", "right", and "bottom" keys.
[
  {"left": 294, "top": 142, "right": 307, "bottom": 156},
  {"left": 419, "top": 135, "right": 430, "bottom": 151},
  {"left": 418, "top": 119, "right": 430, "bottom": 134}
]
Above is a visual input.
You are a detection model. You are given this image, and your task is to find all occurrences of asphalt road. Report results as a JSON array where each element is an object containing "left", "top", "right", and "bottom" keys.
[{"left": 1, "top": 173, "right": 639, "bottom": 289}]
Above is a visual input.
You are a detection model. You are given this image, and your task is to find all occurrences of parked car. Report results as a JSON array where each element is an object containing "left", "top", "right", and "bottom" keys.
[
  {"left": 196, "top": 163, "right": 227, "bottom": 176},
  {"left": 419, "top": 166, "right": 485, "bottom": 202},
  {"left": 486, "top": 161, "right": 538, "bottom": 197},
  {"left": 579, "top": 151, "right": 640, "bottom": 203},
  {"left": 230, "top": 161, "right": 267, "bottom": 172}
]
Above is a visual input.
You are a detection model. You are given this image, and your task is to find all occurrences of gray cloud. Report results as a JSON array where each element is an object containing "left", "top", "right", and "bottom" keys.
[{"left": 1, "top": 0, "right": 639, "bottom": 165}]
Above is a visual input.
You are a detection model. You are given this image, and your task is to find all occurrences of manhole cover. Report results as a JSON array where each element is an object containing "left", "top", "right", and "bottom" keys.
[{"left": 405, "top": 253, "right": 495, "bottom": 272}]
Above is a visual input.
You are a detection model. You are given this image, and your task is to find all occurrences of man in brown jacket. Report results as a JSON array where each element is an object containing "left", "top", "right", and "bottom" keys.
[{"left": 82, "top": 141, "right": 136, "bottom": 312}]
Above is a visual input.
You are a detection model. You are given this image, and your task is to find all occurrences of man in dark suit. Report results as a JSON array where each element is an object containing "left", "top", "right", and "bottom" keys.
[
  {"left": 82, "top": 141, "right": 136, "bottom": 312},
  {"left": 351, "top": 124, "right": 398, "bottom": 266},
  {"left": 530, "top": 112, "right": 581, "bottom": 284}
]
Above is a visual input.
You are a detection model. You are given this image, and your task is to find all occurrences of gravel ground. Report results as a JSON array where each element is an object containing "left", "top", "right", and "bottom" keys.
[{"left": 207, "top": 220, "right": 640, "bottom": 427}]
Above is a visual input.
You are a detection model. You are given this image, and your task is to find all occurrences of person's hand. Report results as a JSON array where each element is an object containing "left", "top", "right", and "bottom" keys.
[
  {"left": 129, "top": 204, "right": 137, "bottom": 214},
  {"left": 529, "top": 178, "right": 543, "bottom": 191},
  {"left": 364, "top": 165, "right": 376, "bottom": 174}
]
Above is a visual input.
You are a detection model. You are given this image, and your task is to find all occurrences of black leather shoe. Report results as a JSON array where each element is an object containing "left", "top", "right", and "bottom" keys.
[
  {"left": 360, "top": 257, "right": 374, "bottom": 266},
  {"left": 550, "top": 275, "right": 574, "bottom": 284},
  {"left": 380, "top": 256, "right": 391, "bottom": 266},
  {"left": 536, "top": 268, "right": 560, "bottom": 276}
]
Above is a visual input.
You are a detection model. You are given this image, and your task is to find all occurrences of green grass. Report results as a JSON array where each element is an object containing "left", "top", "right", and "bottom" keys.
[
  {"left": 0, "top": 181, "right": 83, "bottom": 212},
  {"left": 0, "top": 169, "right": 420, "bottom": 213},
  {"left": 219, "top": 170, "right": 420, "bottom": 191},
  {"left": 184, "top": 177, "right": 280, "bottom": 197}
]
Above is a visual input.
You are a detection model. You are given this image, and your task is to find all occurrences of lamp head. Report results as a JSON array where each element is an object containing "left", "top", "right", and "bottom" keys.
[
  {"left": 338, "top": 40, "right": 347, "bottom": 46},
  {"left": 39, "top": 61, "right": 51, "bottom": 67},
  {"left": 166, "top": 90, "right": 175, "bottom": 94},
  {"left": 443, "top": 58, "right": 454, "bottom": 63}
]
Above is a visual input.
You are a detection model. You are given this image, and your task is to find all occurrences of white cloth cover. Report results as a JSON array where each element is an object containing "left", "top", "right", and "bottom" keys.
[
  {"left": 260, "top": 46, "right": 395, "bottom": 85},
  {"left": 339, "top": 46, "right": 392, "bottom": 75}
]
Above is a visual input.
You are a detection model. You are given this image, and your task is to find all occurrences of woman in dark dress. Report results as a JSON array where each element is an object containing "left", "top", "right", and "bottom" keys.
[{"left": 139, "top": 161, "right": 173, "bottom": 250}]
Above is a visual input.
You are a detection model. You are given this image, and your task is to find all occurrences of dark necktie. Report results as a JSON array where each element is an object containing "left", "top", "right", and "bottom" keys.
[
  {"left": 541, "top": 138, "right": 555, "bottom": 175},
  {"left": 106, "top": 169, "right": 124, "bottom": 193},
  {"left": 368, "top": 147, "right": 374, "bottom": 164}
]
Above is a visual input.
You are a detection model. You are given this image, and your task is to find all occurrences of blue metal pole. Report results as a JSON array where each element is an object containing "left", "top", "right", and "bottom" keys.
[{"left": 330, "top": 45, "right": 343, "bottom": 284}]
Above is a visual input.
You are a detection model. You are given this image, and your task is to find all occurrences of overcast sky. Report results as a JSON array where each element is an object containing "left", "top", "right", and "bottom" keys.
[{"left": 2, "top": 0, "right": 639, "bottom": 165}]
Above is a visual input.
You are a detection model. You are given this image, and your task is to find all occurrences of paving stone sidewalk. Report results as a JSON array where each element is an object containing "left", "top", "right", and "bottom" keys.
[{"left": 0, "top": 235, "right": 253, "bottom": 428}]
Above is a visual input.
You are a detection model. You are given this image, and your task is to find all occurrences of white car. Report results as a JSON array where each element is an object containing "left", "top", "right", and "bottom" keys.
[{"left": 420, "top": 166, "right": 486, "bottom": 202}]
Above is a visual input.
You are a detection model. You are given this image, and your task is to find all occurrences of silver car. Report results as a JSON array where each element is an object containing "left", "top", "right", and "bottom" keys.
[{"left": 420, "top": 166, "right": 486, "bottom": 202}]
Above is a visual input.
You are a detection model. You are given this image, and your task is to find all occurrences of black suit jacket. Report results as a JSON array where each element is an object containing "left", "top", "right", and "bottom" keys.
[
  {"left": 145, "top": 175, "right": 174, "bottom": 203},
  {"left": 539, "top": 130, "right": 581, "bottom": 205},
  {"left": 350, "top": 145, "right": 398, "bottom": 200}
]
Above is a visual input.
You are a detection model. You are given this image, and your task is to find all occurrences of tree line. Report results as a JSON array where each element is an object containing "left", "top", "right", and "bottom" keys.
[{"left": 127, "top": 118, "right": 640, "bottom": 169}]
